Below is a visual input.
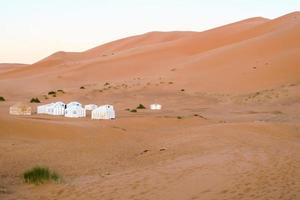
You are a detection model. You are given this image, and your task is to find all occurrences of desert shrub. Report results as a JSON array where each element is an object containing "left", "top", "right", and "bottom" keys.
[
  {"left": 57, "top": 89, "right": 65, "bottom": 93},
  {"left": 130, "top": 109, "right": 137, "bottom": 113},
  {"left": 80, "top": 86, "right": 85, "bottom": 89},
  {"left": 136, "top": 104, "right": 146, "bottom": 109},
  {"left": 104, "top": 82, "right": 110, "bottom": 86},
  {"left": 168, "top": 82, "right": 174, "bottom": 84},
  {"left": 0, "top": 96, "right": 5, "bottom": 101},
  {"left": 30, "top": 98, "right": 40, "bottom": 103},
  {"left": 177, "top": 116, "right": 183, "bottom": 119},
  {"left": 48, "top": 91, "right": 56, "bottom": 95},
  {"left": 125, "top": 108, "right": 131, "bottom": 111},
  {"left": 23, "top": 166, "right": 61, "bottom": 185},
  {"left": 181, "top": 89, "right": 185, "bottom": 92}
]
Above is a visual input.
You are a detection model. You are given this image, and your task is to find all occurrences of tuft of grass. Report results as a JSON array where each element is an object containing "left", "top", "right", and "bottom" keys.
[
  {"left": 0, "top": 96, "right": 5, "bottom": 101},
  {"left": 130, "top": 109, "right": 137, "bottom": 113},
  {"left": 136, "top": 104, "right": 146, "bottom": 109},
  {"left": 23, "top": 166, "right": 61, "bottom": 185},
  {"left": 80, "top": 86, "right": 85, "bottom": 89},
  {"left": 30, "top": 98, "right": 40, "bottom": 103}
]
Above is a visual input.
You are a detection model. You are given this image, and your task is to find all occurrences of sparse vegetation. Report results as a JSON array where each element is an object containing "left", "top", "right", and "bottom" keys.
[
  {"left": 48, "top": 91, "right": 56, "bottom": 95},
  {"left": 23, "top": 166, "right": 61, "bottom": 185},
  {"left": 57, "top": 89, "right": 65, "bottom": 93},
  {"left": 136, "top": 104, "right": 146, "bottom": 109},
  {"left": 181, "top": 89, "right": 185, "bottom": 92},
  {"left": 177, "top": 116, "right": 183, "bottom": 119},
  {"left": 125, "top": 108, "right": 131, "bottom": 111},
  {"left": 80, "top": 86, "right": 85, "bottom": 89},
  {"left": 30, "top": 98, "right": 40, "bottom": 103},
  {"left": 130, "top": 109, "right": 137, "bottom": 113},
  {"left": 104, "top": 82, "right": 110, "bottom": 86},
  {"left": 0, "top": 96, "right": 5, "bottom": 101}
]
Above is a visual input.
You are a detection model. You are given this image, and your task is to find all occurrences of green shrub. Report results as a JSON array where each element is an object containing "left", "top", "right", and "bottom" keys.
[
  {"left": 23, "top": 166, "right": 61, "bottom": 185},
  {"left": 30, "top": 98, "right": 40, "bottom": 103},
  {"left": 0, "top": 96, "right": 5, "bottom": 101},
  {"left": 136, "top": 104, "right": 146, "bottom": 109}
]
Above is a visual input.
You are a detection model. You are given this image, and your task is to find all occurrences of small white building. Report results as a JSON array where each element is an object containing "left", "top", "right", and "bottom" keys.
[
  {"left": 150, "top": 104, "right": 162, "bottom": 110},
  {"left": 91, "top": 105, "right": 115, "bottom": 120},
  {"left": 84, "top": 104, "right": 98, "bottom": 111},
  {"left": 65, "top": 106, "right": 86, "bottom": 118}
]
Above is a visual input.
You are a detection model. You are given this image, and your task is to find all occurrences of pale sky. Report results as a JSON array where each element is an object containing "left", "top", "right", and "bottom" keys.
[{"left": 1, "top": 0, "right": 299, "bottom": 64}]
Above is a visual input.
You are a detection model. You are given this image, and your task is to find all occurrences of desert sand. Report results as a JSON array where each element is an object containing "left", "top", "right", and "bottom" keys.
[{"left": 0, "top": 12, "right": 300, "bottom": 200}]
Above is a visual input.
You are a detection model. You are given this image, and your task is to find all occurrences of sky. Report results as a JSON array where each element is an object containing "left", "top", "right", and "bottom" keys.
[{"left": 0, "top": 0, "right": 300, "bottom": 64}]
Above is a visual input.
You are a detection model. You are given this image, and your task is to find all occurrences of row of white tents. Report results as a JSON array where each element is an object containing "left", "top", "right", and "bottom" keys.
[{"left": 37, "top": 101, "right": 116, "bottom": 119}]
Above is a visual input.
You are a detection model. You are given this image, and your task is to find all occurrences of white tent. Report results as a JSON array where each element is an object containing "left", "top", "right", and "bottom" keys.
[
  {"left": 37, "top": 103, "right": 54, "bottom": 114},
  {"left": 65, "top": 106, "right": 86, "bottom": 118},
  {"left": 85, "top": 104, "right": 98, "bottom": 111},
  {"left": 37, "top": 102, "right": 65, "bottom": 115},
  {"left": 91, "top": 105, "right": 115, "bottom": 120},
  {"left": 150, "top": 104, "right": 162, "bottom": 110},
  {"left": 9, "top": 103, "right": 31, "bottom": 115},
  {"left": 67, "top": 101, "right": 82, "bottom": 108},
  {"left": 48, "top": 102, "right": 65, "bottom": 115}
]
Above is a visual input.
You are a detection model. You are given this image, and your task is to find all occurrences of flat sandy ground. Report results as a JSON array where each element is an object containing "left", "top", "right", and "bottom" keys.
[{"left": 0, "top": 86, "right": 299, "bottom": 200}]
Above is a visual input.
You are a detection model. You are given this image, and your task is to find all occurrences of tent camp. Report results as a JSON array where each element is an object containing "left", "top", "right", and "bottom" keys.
[
  {"left": 150, "top": 104, "right": 162, "bottom": 110},
  {"left": 65, "top": 105, "right": 86, "bottom": 118},
  {"left": 85, "top": 104, "right": 98, "bottom": 111},
  {"left": 91, "top": 105, "right": 115, "bottom": 120},
  {"left": 9, "top": 103, "right": 31, "bottom": 115}
]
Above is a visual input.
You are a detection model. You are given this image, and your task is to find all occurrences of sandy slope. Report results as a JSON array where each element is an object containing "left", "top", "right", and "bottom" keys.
[{"left": 0, "top": 12, "right": 300, "bottom": 200}]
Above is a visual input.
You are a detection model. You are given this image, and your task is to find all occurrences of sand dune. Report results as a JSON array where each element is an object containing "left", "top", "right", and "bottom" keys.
[{"left": 0, "top": 12, "right": 299, "bottom": 96}]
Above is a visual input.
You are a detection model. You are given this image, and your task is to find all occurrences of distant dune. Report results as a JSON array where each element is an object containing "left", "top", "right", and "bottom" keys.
[
  {"left": 0, "top": 63, "right": 27, "bottom": 73},
  {"left": 0, "top": 12, "right": 299, "bottom": 95}
]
